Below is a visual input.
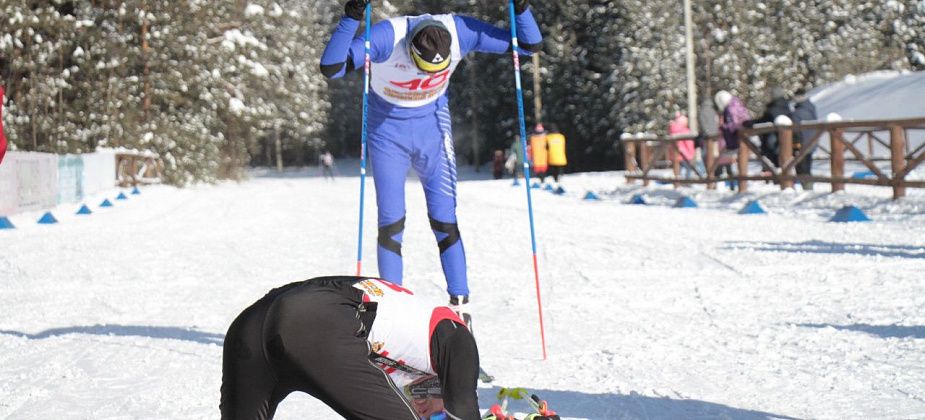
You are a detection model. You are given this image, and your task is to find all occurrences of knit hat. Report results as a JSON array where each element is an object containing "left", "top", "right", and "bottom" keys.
[{"left": 409, "top": 20, "right": 452, "bottom": 73}]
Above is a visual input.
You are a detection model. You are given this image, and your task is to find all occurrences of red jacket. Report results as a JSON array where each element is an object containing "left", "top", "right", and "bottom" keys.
[{"left": 0, "top": 86, "right": 7, "bottom": 165}]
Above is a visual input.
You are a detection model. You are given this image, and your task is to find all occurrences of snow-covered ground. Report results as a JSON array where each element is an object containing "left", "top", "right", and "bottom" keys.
[{"left": 1, "top": 164, "right": 924, "bottom": 419}]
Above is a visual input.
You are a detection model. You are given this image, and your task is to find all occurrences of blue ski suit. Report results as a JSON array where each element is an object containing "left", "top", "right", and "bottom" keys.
[{"left": 320, "top": 10, "right": 542, "bottom": 297}]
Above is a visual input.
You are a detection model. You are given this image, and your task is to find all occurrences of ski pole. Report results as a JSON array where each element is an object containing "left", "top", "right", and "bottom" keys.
[
  {"left": 508, "top": 0, "right": 547, "bottom": 360},
  {"left": 356, "top": 2, "right": 372, "bottom": 276}
]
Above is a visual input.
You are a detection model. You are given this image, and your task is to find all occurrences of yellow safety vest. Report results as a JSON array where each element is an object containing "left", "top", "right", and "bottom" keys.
[
  {"left": 529, "top": 133, "right": 548, "bottom": 169},
  {"left": 547, "top": 133, "right": 567, "bottom": 166}
]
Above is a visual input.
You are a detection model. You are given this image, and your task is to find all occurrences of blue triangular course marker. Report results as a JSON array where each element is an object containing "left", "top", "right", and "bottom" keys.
[
  {"left": 851, "top": 171, "right": 876, "bottom": 180},
  {"left": 739, "top": 200, "right": 767, "bottom": 215},
  {"left": 100, "top": 199, "right": 114, "bottom": 207},
  {"left": 116, "top": 192, "right": 128, "bottom": 200},
  {"left": 76, "top": 204, "right": 93, "bottom": 215},
  {"left": 675, "top": 196, "right": 698, "bottom": 208},
  {"left": 531, "top": 182, "right": 541, "bottom": 189},
  {"left": 554, "top": 186, "right": 566, "bottom": 195},
  {"left": 131, "top": 186, "right": 141, "bottom": 195},
  {"left": 543, "top": 183, "right": 554, "bottom": 191},
  {"left": 37, "top": 212, "right": 58, "bottom": 224},
  {"left": 629, "top": 194, "right": 647, "bottom": 205},
  {"left": 830, "top": 205, "right": 871, "bottom": 223},
  {"left": 583, "top": 191, "right": 601, "bottom": 201},
  {"left": 511, "top": 179, "right": 520, "bottom": 187},
  {"left": 0, "top": 216, "right": 14, "bottom": 229}
]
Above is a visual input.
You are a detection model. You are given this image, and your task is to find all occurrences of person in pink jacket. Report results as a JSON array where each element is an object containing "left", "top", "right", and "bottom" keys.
[
  {"left": 668, "top": 111, "right": 695, "bottom": 179},
  {"left": 714, "top": 90, "right": 752, "bottom": 189},
  {"left": 0, "top": 85, "right": 7, "bottom": 165}
]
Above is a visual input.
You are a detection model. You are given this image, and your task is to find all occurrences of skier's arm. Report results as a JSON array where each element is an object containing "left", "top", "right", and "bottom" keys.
[
  {"left": 453, "top": 8, "right": 543, "bottom": 56},
  {"left": 319, "top": 18, "right": 395, "bottom": 79}
]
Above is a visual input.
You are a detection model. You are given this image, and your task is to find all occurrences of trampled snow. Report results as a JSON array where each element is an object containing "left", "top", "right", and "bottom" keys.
[{"left": 1, "top": 165, "right": 924, "bottom": 419}]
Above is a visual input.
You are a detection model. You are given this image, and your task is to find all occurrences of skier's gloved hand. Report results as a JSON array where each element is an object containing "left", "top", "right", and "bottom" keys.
[
  {"left": 344, "top": 0, "right": 369, "bottom": 20},
  {"left": 514, "top": 0, "right": 530, "bottom": 14}
]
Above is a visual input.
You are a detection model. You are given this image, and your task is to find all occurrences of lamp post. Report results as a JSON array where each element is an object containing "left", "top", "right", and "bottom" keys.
[{"left": 684, "top": 0, "right": 698, "bottom": 132}]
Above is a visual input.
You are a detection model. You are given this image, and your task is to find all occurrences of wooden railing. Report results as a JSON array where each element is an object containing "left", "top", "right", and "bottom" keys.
[
  {"left": 116, "top": 150, "right": 164, "bottom": 187},
  {"left": 621, "top": 117, "right": 925, "bottom": 199}
]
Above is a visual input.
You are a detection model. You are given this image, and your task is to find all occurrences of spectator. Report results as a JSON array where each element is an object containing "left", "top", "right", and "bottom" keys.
[
  {"left": 0, "top": 85, "right": 7, "bottom": 165},
  {"left": 790, "top": 88, "right": 819, "bottom": 190},
  {"left": 507, "top": 135, "right": 524, "bottom": 180},
  {"left": 320, "top": 150, "right": 336, "bottom": 180},
  {"left": 750, "top": 87, "right": 792, "bottom": 169},
  {"left": 697, "top": 97, "right": 720, "bottom": 176},
  {"left": 491, "top": 149, "right": 505, "bottom": 179},
  {"left": 546, "top": 124, "right": 567, "bottom": 186},
  {"left": 528, "top": 123, "right": 548, "bottom": 185},
  {"left": 668, "top": 111, "right": 695, "bottom": 179},
  {"left": 714, "top": 90, "right": 752, "bottom": 189}
]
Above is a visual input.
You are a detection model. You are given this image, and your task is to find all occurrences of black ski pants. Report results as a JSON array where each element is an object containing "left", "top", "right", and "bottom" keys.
[{"left": 220, "top": 277, "right": 418, "bottom": 420}]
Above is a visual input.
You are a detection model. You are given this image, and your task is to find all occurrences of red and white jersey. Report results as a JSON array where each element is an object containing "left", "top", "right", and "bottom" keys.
[
  {"left": 370, "top": 14, "right": 463, "bottom": 108},
  {"left": 353, "top": 278, "right": 463, "bottom": 387}
]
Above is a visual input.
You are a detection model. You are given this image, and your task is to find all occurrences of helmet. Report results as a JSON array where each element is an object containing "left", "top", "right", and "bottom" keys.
[{"left": 409, "top": 20, "right": 452, "bottom": 73}]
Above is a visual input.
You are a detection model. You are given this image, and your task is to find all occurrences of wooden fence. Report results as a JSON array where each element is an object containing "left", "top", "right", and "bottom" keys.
[
  {"left": 621, "top": 117, "right": 925, "bottom": 199},
  {"left": 116, "top": 150, "right": 164, "bottom": 187}
]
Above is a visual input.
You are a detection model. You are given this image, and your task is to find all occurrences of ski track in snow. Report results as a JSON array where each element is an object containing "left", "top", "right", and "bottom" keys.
[{"left": 1, "top": 167, "right": 925, "bottom": 419}]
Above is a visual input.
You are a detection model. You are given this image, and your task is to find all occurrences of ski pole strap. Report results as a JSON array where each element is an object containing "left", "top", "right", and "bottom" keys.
[{"left": 369, "top": 352, "right": 431, "bottom": 377}]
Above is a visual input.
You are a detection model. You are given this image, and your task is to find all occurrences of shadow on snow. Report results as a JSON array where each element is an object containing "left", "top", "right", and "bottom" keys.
[
  {"left": 796, "top": 323, "right": 925, "bottom": 339},
  {"left": 0, "top": 325, "right": 813, "bottom": 418},
  {"left": 476, "top": 386, "right": 798, "bottom": 420},
  {"left": 0, "top": 324, "right": 224, "bottom": 345},
  {"left": 723, "top": 240, "right": 925, "bottom": 259}
]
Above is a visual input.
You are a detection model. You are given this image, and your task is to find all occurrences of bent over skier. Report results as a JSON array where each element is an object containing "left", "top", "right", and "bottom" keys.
[
  {"left": 221, "top": 276, "right": 481, "bottom": 420},
  {"left": 319, "top": 0, "right": 543, "bottom": 321}
]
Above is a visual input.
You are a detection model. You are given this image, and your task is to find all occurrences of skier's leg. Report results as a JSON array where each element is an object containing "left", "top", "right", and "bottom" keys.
[
  {"left": 221, "top": 297, "right": 286, "bottom": 420},
  {"left": 266, "top": 282, "right": 418, "bottom": 420},
  {"left": 430, "top": 319, "right": 480, "bottom": 420},
  {"left": 368, "top": 118, "right": 413, "bottom": 285},
  {"left": 411, "top": 108, "right": 469, "bottom": 299}
]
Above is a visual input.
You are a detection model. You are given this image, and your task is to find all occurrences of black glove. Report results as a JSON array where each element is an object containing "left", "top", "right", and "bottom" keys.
[
  {"left": 344, "top": 0, "right": 369, "bottom": 20},
  {"left": 515, "top": 0, "right": 530, "bottom": 14}
]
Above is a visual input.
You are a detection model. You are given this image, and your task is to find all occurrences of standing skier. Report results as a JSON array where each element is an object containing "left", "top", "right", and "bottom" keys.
[
  {"left": 220, "top": 276, "right": 480, "bottom": 420},
  {"left": 319, "top": 0, "right": 543, "bottom": 319}
]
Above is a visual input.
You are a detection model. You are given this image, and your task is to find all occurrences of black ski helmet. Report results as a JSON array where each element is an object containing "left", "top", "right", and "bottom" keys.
[{"left": 409, "top": 20, "right": 452, "bottom": 73}]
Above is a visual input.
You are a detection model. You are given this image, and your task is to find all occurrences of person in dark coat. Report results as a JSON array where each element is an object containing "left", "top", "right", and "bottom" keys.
[
  {"left": 790, "top": 88, "right": 819, "bottom": 190},
  {"left": 749, "top": 87, "right": 792, "bottom": 168}
]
